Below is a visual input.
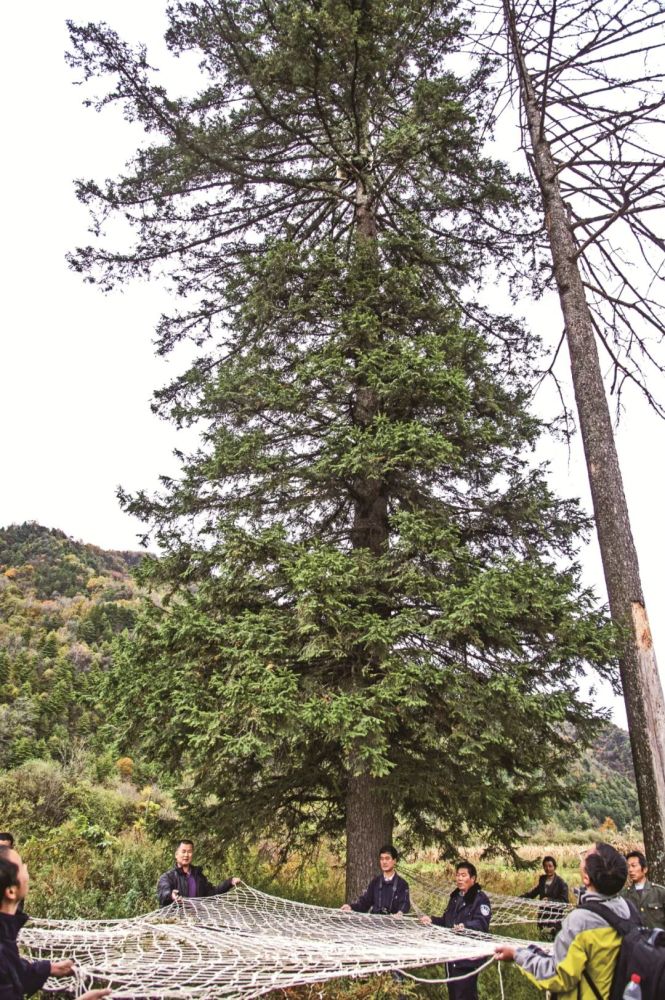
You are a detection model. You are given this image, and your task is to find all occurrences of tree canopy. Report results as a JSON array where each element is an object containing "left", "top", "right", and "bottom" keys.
[{"left": 68, "top": 0, "right": 617, "bottom": 892}]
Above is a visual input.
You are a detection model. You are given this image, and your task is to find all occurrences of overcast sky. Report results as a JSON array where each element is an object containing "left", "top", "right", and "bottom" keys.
[{"left": 2, "top": 2, "right": 664, "bottom": 722}]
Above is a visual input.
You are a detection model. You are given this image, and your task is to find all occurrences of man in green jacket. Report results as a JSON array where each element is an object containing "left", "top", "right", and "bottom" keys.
[
  {"left": 495, "top": 842, "right": 631, "bottom": 1000},
  {"left": 621, "top": 850, "right": 665, "bottom": 930}
]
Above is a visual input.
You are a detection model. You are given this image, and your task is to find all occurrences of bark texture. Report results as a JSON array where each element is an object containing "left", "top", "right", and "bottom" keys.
[
  {"left": 344, "top": 177, "right": 394, "bottom": 898},
  {"left": 503, "top": 2, "right": 665, "bottom": 879},
  {"left": 345, "top": 771, "right": 394, "bottom": 902}
]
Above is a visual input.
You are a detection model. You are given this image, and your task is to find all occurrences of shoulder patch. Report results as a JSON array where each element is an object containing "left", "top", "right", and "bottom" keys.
[{"left": 480, "top": 904, "right": 490, "bottom": 916}]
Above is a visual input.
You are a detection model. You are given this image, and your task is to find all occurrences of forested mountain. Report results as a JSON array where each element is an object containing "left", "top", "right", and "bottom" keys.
[
  {"left": 0, "top": 522, "right": 142, "bottom": 599},
  {"left": 542, "top": 723, "right": 638, "bottom": 833},
  {"left": 0, "top": 523, "right": 143, "bottom": 767},
  {"left": 570, "top": 724, "right": 639, "bottom": 832},
  {"left": 0, "top": 521, "right": 639, "bottom": 831},
  {"left": 592, "top": 720, "right": 636, "bottom": 782}
]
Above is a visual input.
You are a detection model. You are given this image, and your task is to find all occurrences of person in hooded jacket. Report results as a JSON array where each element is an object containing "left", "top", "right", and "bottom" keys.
[
  {"left": 495, "top": 842, "right": 633, "bottom": 1000},
  {"left": 420, "top": 861, "right": 491, "bottom": 1000}
]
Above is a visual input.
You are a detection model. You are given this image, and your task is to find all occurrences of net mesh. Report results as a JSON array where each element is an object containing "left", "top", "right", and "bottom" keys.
[
  {"left": 403, "top": 864, "right": 573, "bottom": 927},
  {"left": 21, "top": 882, "right": 554, "bottom": 998}
]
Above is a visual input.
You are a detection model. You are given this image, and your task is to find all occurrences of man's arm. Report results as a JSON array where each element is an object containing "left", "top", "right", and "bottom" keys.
[
  {"left": 649, "top": 883, "right": 665, "bottom": 926},
  {"left": 520, "top": 883, "right": 540, "bottom": 900},
  {"left": 23, "top": 958, "right": 109, "bottom": 1000},
  {"left": 513, "top": 935, "right": 588, "bottom": 994},
  {"left": 19, "top": 956, "right": 56, "bottom": 995},
  {"left": 157, "top": 870, "right": 177, "bottom": 906},
  {"left": 349, "top": 879, "right": 376, "bottom": 913},
  {"left": 425, "top": 897, "right": 454, "bottom": 928},
  {"left": 507, "top": 913, "right": 591, "bottom": 994},
  {"left": 209, "top": 877, "right": 240, "bottom": 896},
  {"left": 197, "top": 868, "right": 240, "bottom": 897}
]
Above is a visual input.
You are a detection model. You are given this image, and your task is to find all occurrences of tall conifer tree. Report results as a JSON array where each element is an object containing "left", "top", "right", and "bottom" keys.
[{"left": 69, "top": 1, "right": 615, "bottom": 895}]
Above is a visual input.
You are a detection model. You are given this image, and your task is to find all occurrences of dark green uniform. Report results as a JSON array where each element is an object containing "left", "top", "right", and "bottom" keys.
[{"left": 621, "top": 878, "right": 665, "bottom": 930}]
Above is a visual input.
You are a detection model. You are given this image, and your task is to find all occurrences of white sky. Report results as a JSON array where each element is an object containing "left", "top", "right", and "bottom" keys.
[{"left": 2, "top": 2, "right": 664, "bottom": 722}]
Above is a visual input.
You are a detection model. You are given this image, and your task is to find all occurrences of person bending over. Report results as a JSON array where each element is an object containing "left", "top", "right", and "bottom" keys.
[
  {"left": 340, "top": 845, "right": 410, "bottom": 915},
  {"left": 0, "top": 846, "right": 109, "bottom": 1000},
  {"left": 495, "top": 841, "right": 632, "bottom": 1000},
  {"left": 420, "top": 861, "right": 491, "bottom": 1000},
  {"left": 157, "top": 839, "right": 239, "bottom": 907}
]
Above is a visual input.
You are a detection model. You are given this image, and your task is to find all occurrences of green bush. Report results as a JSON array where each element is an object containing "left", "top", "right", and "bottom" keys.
[
  {"left": 0, "top": 759, "right": 73, "bottom": 835},
  {"left": 23, "top": 826, "right": 170, "bottom": 919}
]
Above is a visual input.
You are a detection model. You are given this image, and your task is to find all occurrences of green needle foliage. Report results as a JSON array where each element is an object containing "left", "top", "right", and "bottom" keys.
[{"left": 68, "top": 0, "right": 616, "bottom": 890}]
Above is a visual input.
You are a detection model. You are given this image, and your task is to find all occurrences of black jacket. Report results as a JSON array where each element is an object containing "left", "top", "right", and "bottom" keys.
[
  {"left": 521, "top": 873, "right": 569, "bottom": 904},
  {"left": 156, "top": 865, "right": 235, "bottom": 907},
  {"left": 0, "top": 911, "right": 51, "bottom": 1000},
  {"left": 431, "top": 883, "right": 492, "bottom": 976},
  {"left": 350, "top": 873, "right": 411, "bottom": 914},
  {"left": 432, "top": 883, "right": 492, "bottom": 931}
]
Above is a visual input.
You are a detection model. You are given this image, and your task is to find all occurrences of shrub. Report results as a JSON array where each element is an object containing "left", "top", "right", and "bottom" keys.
[
  {"left": 22, "top": 826, "right": 170, "bottom": 919},
  {"left": 0, "top": 759, "right": 73, "bottom": 835}
]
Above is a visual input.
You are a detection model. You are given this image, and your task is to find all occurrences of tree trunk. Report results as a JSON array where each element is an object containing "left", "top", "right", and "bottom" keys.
[
  {"left": 343, "top": 174, "right": 394, "bottom": 897},
  {"left": 503, "top": 2, "right": 665, "bottom": 879},
  {"left": 345, "top": 771, "right": 394, "bottom": 902}
]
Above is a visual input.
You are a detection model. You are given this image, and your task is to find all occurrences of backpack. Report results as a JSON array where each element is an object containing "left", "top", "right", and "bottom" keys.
[{"left": 579, "top": 900, "right": 665, "bottom": 1000}]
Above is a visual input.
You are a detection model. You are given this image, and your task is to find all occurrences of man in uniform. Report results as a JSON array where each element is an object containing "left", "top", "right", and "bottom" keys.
[
  {"left": 621, "top": 849, "right": 665, "bottom": 930},
  {"left": 157, "top": 839, "right": 240, "bottom": 906},
  {"left": 420, "top": 860, "right": 491, "bottom": 1000}
]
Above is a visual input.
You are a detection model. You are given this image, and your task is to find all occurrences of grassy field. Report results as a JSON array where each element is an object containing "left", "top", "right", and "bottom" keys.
[{"left": 24, "top": 833, "right": 641, "bottom": 1000}]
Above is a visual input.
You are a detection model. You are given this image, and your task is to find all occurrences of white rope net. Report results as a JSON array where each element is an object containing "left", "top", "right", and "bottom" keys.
[
  {"left": 403, "top": 864, "right": 574, "bottom": 927},
  {"left": 21, "top": 883, "right": 551, "bottom": 998}
]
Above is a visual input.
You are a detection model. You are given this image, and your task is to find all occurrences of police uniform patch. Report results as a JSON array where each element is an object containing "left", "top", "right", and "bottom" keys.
[{"left": 480, "top": 904, "right": 490, "bottom": 916}]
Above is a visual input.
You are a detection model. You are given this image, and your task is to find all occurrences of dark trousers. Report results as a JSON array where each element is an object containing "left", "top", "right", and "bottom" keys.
[{"left": 447, "top": 963, "right": 479, "bottom": 1000}]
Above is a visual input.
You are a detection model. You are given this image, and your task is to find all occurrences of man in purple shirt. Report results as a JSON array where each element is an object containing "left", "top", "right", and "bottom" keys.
[{"left": 156, "top": 839, "right": 240, "bottom": 907}]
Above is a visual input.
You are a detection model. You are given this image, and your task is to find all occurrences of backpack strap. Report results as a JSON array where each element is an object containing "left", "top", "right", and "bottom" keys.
[
  {"left": 579, "top": 899, "right": 641, "bottom": 936},
  {"left": 577, "top": 900, "right": 641, "bottom": 999},
  {"left": 581, "top": 969, "right": 605, "bottom": 1000}
]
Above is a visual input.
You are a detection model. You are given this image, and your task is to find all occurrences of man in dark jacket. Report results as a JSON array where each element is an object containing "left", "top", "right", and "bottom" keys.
[
  {"left": 420, "top": 861, "right": 491, "bottom": 1000},
  {"left": 156, "top": 839, "right": 239, "bottom": 907},
  {"left": 0, "top": 847, "right": 108, "bottom": 1000},
  {"left": 521, "top": 855, "right": 569, "bottom": 937},
  {"left": 341, "top": 845, "right": 410, "bottom": 916}
]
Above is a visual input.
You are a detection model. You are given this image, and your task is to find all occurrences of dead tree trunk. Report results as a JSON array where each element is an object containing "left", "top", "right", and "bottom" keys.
[{"left": 503, "top": 3, "right": 665, "bottom": 878}]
